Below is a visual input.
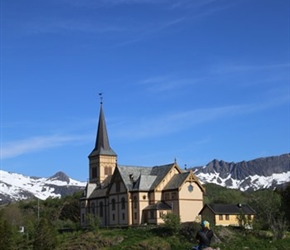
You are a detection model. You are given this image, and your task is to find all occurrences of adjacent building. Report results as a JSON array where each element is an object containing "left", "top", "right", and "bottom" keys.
[
  {"left": 80, "top": 102, "right": 205, "bottom": 227},
  {"left": 199, "top": 203, "right": 256, "bottom": 227}
]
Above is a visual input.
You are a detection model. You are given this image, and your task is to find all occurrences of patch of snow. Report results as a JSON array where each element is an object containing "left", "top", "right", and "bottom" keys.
[
  {"left": 0, "top": 170, "right": 86, "bottom": 202},
  {"left": 195, "top": 170, "right": 290, "bottom": 191}
]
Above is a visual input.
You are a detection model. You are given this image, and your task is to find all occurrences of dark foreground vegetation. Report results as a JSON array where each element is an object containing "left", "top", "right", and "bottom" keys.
[{"left": 0, "top": 183, "right": 290, "bottom": 250}]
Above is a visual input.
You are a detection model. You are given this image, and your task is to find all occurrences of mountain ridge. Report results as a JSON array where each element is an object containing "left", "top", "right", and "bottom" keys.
[
  {"left": 1, "top": 153, "right": 289, "bottom": 204},
  {"left": 0, "top": 170, "right": 86, "bottom": 204},
  {"left": 192, "top": 153, "right": 290, "bottom": 191}
]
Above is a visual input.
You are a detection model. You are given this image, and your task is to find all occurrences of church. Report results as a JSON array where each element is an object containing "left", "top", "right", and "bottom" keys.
[{"left": 80, "top": 101, "right": 205, "bottom": 227}]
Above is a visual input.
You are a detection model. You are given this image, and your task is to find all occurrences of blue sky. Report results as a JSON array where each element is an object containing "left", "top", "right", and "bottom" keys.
[{"left": 1, "top": 0, "right": 289, "bottom": 181}]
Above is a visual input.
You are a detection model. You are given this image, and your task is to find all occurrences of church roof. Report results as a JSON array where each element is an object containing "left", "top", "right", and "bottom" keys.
[
  {"left": 143, "top": 201, "right": 172, "bottom": 211},
  {"left": 118, "top": 163, "right": 177, "bottom": 191},
  {"left": 163, "top": 172, "right": 189, "bottom": 190},
  {"left": 89, "top": 104, "right": 116, "bottom": 157}
]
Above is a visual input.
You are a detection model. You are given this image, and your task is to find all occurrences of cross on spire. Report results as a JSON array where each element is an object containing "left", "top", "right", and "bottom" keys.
[{"left": 99, "top": 92, "right": 103, "bottom": 105}]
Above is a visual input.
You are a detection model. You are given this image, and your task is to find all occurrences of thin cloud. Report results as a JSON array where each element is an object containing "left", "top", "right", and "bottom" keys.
[
  {"left": 22, "top": 19, "right": 125, "bottom": 35},
  {"left": 210, "top": 63, "right": 290, "bottom": 75},
  {"left": 114, "top": 94, "right": 289, "bottom": 140},
  {"left": 1, "top": 134, "right": 85, "bottom": 159},
  {"left": 140, "top": 76, "right": 197, "bottom": 92},
  {"left": 114, "top": 104, "right": 246, "bottom": 139},
  {"left": 113, "top": 16, "right": 187, "bottom": 47},
  {"left": 61, "top": 0, "right": 165, "bottom": 7}
]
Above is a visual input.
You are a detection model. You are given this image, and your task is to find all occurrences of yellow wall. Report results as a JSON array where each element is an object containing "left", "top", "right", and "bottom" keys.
[
  {"left": 201, "top": 207, "right": 255, "bottom": 227},
  {"left": 138, "top": 192, "right": 149, "bottom": 224},
  {"left": 178, "top": 181, "right": 203, "bottom": 222}
]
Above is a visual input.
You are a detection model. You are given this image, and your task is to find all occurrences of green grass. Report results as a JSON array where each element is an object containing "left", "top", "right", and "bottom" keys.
[{"left": 56, "top": 226, "right": 290, "bottom": 250}]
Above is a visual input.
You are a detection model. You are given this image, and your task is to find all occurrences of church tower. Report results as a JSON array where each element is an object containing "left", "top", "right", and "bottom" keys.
[{"left": 88, "top": 99, "right": 117, "bottom": 184}]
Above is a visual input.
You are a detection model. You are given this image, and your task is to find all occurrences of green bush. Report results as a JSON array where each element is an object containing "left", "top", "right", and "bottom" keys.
[{"left": 161, "top": 213, "right": 181, "bottom": 235}]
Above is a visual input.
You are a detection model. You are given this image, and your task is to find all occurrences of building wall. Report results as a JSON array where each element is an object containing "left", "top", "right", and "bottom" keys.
[
  {"left": 199, "top": 207, "right": 215, "bottom": 226},
  {"left": 138, "top": 192, "right": 149, "bottom": 224},
  {"left": 179, "top": 181, "right": 204, "bottom": 222},
  {"left": 200, "top": 207, "right": 255, "bottom": 227},
  {"left": 215, "top": 214, "right": 255, "bottom": 226},
  {"left": 89, "top": 154, "right": 117, "bottom": 183},
  {"left": 215, "top": 214, "right": 237, "bottom": 226},
  {"left": 83, "top": 169, "right": 205, "bottom": 227}
]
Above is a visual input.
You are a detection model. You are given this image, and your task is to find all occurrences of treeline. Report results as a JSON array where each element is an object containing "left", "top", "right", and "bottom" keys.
[
  {"left": 0, "top": 184, "right": 289, "bottom": 249},
  {"left": 0, "top": 191, "right": 82, "bottom": 250}
]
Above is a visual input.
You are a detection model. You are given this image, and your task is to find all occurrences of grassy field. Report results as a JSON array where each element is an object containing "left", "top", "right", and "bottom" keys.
[{"left": 55, "top": 226, "right": 290, "bottom": 250}]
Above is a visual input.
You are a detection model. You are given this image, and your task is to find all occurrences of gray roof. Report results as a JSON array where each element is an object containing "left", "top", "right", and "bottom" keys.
[
  {"left": 150, "top": 164, "right": 175, "bottom": 189},
  {"left": 88, "top": 186, "right": 108, "bottom": 199},
  {"left": 200, "top": 204, "right": 256, "bottom": 215},
  {"left": 163, "top": 172, "right": 189, "bottom": 190},
  {"left": 143, "top": 201, "right": 172, "bottom": 211},
  {"left": 135, "top": 175, "right": 157, "bottom": 191},
  {"left": 89, "top": 104, "right": 116, "bottom": 157},
  {"left": 118, "top": 163, "right": 176, "bottom": 191}
]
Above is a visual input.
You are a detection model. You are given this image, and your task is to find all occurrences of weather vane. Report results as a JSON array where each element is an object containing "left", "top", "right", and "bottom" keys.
[{"left": 99, "top": 92, "right": 103, "bottom": 104}]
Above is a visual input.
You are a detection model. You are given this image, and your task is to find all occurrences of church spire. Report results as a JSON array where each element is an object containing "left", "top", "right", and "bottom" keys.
[{"left": 90, "top": 94, "right": 116, "bottom": 157}]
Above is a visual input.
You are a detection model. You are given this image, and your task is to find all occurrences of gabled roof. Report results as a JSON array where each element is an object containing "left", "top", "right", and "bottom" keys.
[
  {"left": 117, "top": 163, "right": 177, "bottom": 191},
  {"left": 89, "top": 104, "right": 116, "bottom": 157},
  {"left": 150, "top": 163, "right": 177, "bottom": 189},
  {"left": 163, "top": 172, "right": 189, "bottom": 190},
  {"left": 164, "top": 170, "right": 205, "bottom": 192},
  {"left": 200, "top": 204, "right": 256, "bottom": 215}
]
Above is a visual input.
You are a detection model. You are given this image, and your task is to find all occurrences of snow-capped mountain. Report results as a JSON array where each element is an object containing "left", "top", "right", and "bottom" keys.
[
  {"left": 192, "top": 153, "right": 290, "bottom": 191},
  {"left": 1, "top": 153, "right": 289, "bottom": 204},
  {"left": 0, "top": 171, "right": 86, "bottom": 204}
]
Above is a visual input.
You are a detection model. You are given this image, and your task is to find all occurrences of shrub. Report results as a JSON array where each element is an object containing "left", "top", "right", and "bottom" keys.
[{"left": 161, "top": 213, "right": 181, "bottom": 235}]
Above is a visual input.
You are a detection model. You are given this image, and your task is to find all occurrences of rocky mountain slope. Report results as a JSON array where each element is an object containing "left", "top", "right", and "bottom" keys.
[
  {"left": 1, "top": 153, "right": 289, "bottom": 204},
  {"left": 0, "top": 171, "right": 86, "bottom": 204},
  {"left": 192, "top": 153, "right": 290, "bottom": 191}
]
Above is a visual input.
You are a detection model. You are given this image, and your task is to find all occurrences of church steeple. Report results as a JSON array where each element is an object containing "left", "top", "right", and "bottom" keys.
[
  {"left": 90, "top": 103, "right": 116, "bottom": 157},
  {"left": 88, "top": 97, "right": 117, "bottom": 184}
]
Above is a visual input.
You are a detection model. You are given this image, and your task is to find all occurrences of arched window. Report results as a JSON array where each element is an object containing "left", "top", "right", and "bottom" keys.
[
  {"left": 133, "top": 196, "right": 137, "bottom": 209},
  {"left": 112, "top": 198, "right": 116, "bottom": 210},
  {"left": 100, "top": 202, "right": 103, "bottom": 217},
  {"left": 121, "top": 197, "right": 126, "bottom": 209},
  {"left": 91, "top": 202, "right": 95, "bottom": 214}
]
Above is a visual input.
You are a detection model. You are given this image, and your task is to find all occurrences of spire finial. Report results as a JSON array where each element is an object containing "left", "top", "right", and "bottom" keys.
[{"left": 99, "top": 92, "right": 103, "bottom": 104}]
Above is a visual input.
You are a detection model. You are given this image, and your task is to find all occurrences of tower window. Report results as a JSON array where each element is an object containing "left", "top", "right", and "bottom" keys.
[{"left": 105, "top": 167, "right": 112, "bottom": 175}]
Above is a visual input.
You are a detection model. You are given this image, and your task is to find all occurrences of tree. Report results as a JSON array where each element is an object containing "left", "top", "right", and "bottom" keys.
[
  {"left": 280, "top": 183, "right": 290, "bottom": 226},
  {"left": 0, "top": 218, "right": 15, "bottom": 250},
  {"left": 204, "top": 183, "right": 245, "bottom": 204},
  {"left": 161, "top": 213, "right": 181, "bottom": 235},
  {"left": 247, "top": 189, "right": 281, "bottom": 230},
  {"left": 270, "top": 214, "right": 288, "bottom": 240},
  {"left": 33, "top": 218, "right": 58, "bottom": 250},
  {"left": 85, "top": 213, "right": 100, "bottom": 231}
]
